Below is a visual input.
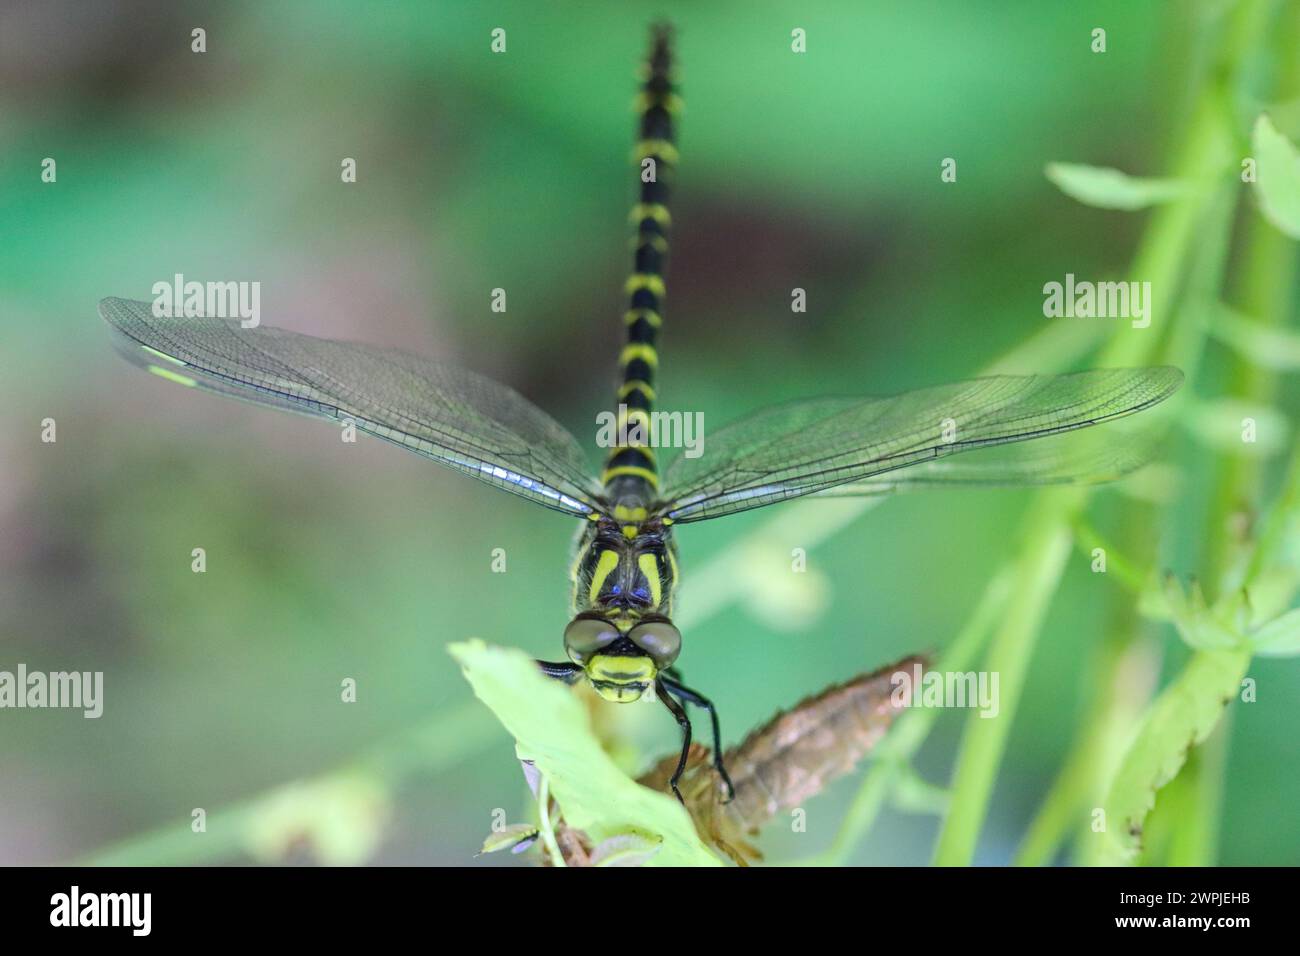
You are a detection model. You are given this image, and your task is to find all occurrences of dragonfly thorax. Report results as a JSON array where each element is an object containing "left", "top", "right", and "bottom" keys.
[{"left": 571, "top": 514, "right": 678, "bottom": 622}]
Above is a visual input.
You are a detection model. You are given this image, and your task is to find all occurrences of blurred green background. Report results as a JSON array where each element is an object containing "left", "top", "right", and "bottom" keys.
[{"left": 1, "top": 0, "right": 1296, "bottom": 866}]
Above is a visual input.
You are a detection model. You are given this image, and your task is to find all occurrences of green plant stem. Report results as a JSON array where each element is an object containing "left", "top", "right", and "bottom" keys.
[
  {"left": 1245, "top": 442, "right": 1300, "bottom": 586},
  {"left": 1071, "top": 521, "right": 1148, "bottom": 595},
  {"left": 932, "top": 493, "right": 1076, "bottom": 864},
  {"left": 1165, "top": 712, "right": 1232, "bottom": 865},
  {"left": 535, "top": 775, "right": 566, "bottom": 867}
]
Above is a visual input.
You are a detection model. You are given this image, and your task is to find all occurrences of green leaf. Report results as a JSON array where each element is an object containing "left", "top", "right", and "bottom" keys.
[
  {"left": 448, "top": 640, "right": 722, "bottom": 867},
  {"left": 1252, "top": 607, "right": 1300, "bottom": 657},
  {"left": 588, "top": 831, "right": 664, "bottom": 867},
  {"left": 1098, "top": 647, "right": 1251, "bottom": 864},
  {"left": 479, "top": 823, "right": 539, "bottom": 855},
  {"left": 1252, "top": 114, "right": 1300, "bottom": 238},
  {"left": 1183, "top": 399, "right": 1290, "bottom": 456},
  {"left": 1240, "top": 95, "right": 1300, "bottom": 142},
  {"left": 1206, "top": 301, "right": 1300, "bottom": 370},
  {"left": 1045, "top": 162, "right": 1190, "bottom": 211}
]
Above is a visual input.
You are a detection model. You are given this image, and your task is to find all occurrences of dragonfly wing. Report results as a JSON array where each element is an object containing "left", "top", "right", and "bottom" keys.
[
  {"left": 100, "top": 297, "right": 601, "bottom": 517},
  {"left": 661, "top": 367, "right": 1182, "bottom": 522},
  {"left": 812, "top": 418, "right": 1169, "bottom": 496}
]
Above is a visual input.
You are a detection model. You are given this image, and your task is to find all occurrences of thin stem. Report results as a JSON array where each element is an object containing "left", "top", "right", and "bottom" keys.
[
  {"left": 536, "top": 775, "right": 566, "bottom": 867},
  {"left": 932, "top": 492, "right": 1076, "bottom": 865}
]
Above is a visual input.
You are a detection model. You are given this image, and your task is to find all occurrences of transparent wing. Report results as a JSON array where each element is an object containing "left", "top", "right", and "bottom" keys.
[
  {"left": 100, "top": 297, "right": 601, "bottom": 517},
  {"left": 812, "top": 421, "right": 1166, "bottom": 496},
  {"left": 661, "top": 367, "right": 1182, "bottom": 522}
]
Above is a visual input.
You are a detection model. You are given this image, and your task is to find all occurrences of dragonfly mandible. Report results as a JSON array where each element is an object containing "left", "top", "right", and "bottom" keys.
[{"left": 100, "top": 24, "right": 1182, "bottom": 804}]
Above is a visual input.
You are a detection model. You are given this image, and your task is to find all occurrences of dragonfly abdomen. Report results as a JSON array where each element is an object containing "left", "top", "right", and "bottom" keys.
[{"left": 603, "top": 25, "right": 678, "bottom": 500}]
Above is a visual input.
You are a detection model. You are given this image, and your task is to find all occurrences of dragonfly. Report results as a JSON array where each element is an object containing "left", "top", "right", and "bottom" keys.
[{"left": 100, "top": 24, "right": 1182, "bottom": 805}]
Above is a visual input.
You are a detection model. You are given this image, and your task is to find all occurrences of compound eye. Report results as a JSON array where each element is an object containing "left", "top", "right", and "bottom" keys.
[
  {"left": 563, "top": 617, "right": 619, "bottom": 665},
  {"left": 627, "top": 620, "right": 682, "bottom": 667}
]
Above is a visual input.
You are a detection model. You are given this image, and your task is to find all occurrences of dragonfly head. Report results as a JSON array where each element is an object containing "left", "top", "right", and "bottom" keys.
[{"left": 563, "top": 613, "right": 682, "bottom": 703}]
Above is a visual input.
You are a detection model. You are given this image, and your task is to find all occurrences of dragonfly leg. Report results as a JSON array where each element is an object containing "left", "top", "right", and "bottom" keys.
[
  {"left": 661, "top": 675, "right": 735, "bottom": 802},
  {"left": 536, "top": 660, "right": 583, "bottom": 684},
  {"left": 655, "top": 679, "right": 692, "bottom": 805}
]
